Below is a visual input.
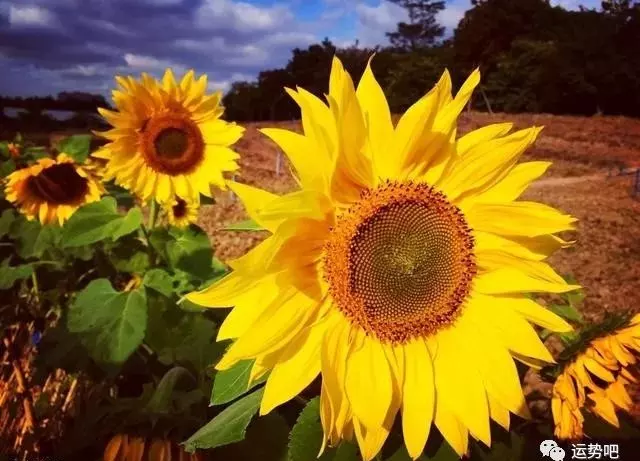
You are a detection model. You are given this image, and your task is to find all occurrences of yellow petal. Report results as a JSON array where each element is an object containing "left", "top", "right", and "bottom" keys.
[
  {"left": 345, "top": 333, "right": 393, "bottom": 429},
  {"left": 402, "top": 339, "right": 435, "bottom": 459},
  {"left": 199, "top": 119, "right": 244, "bottom": 146},
  {"left": 465, "top": 293, "right": 556, "bottom": 363},
  {"left": 433, "top": 401, "right": 469, "bottom": 457},
  {"left": 215, "top": 289, "right": 318, "bottom": 370},
  {"left": 441, "top": 128, "right": 543, "bottom": 201},
  {"left": 260, "top": 128, "right": 330, "bottom": 192},
  {"left": 470, "top": 161, "right": 552, "bottom": 205},
  {"left": 353, "top": 418, "right": 390, "bottom": 461},
  {"left": 474, "top": 267, "right": 580, "bottom": 295},
  {"left": 260, "top": 321, "right": 325, "bottom": 414},
  {"left": 510, "top": 298, "right": 573, "bottom": 333},
  {"left": 456, "top": 123, "right": 513, "bottom": 156},
  {"left": 321, "top": 313, "right": 353, "bottom": 439},
  {"left": 456, "top": 313, "right": 531, "bottom": 419},
  {"left": 356, "top": 55, "right": 394, "bottom": 179},
  {"left": 466, "top": 201, "right": 576, "bottom": 237},
  {"left": 474, "top": 231, "right": 569, "bottom": 262},
  {"left": 285, "top": 87, "right": 337, "bottom": 162},
  {"left": 432, "top": 327, "right": 491, "bottom": 445},
  {"left": 582, "top": 356, "right": 616, "bottom": 383},
  {"left": 384, "top": 71, "right": 449, "bottom": 179}
]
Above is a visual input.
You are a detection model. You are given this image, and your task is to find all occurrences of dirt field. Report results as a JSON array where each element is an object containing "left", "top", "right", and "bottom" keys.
[{"left": 199, "top": 112, "right": 640, "bottom": 320}]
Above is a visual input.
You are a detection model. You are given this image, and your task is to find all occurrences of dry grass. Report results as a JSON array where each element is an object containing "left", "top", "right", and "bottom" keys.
[{"left": 199, "top": 112, "right": 640, "bottom": 319}]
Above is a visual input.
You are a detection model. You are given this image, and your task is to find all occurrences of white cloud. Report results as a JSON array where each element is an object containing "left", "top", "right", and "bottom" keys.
[
  {"left": 353, "top": 1, "right": 407, "bottom": 46},
  {"left": 196, "top": 0, "right": 294, "bottom": 33},
  {"left": 9, "top": 4, "right": 57, "bottom": 27},
  {"left": 123, "top": 53, "right": 185, "bottom": 74}
]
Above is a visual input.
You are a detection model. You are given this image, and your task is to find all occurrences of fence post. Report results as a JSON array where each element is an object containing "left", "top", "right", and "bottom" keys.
[
  {"left": 275, "top": 149, "right": 282, "bottom": 177},
  {"left": 229, "top": 174, "right": 236, "bottom": 202}
]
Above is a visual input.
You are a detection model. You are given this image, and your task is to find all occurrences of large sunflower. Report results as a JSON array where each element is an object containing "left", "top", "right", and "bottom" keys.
[
  {"left": 5, "top": 153, "right": 103, "bottom": 225},
  {"left": 187, "top": 57, "right": 579, "bottom": 460},
  {"left": 94, "top": 69, "right": 243, "bottom": 203}
]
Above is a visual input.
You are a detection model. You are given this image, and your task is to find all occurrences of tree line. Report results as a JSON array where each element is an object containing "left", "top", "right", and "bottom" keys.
[{"left": 222, "top": 0, "right": 640, "bottom": 121}]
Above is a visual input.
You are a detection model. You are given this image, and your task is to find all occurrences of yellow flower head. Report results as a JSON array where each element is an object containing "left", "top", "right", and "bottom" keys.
[
  {"left": 161, "top": 195, "right": 199, "bottom": 228},
  {"left": 187, "top": 56, "right": 579, "bottom": 460},
  {"left": 5, "top": 153, "right": 104, "bottom": 225},
  {"left": 94, "top": 69, "right": 244, "bottom": 204},
  {"left": 551, "top": 314, "right": 640, "bottom": 440},
  {"left": 7, "top": 142, "right": 20, "bottom": 159}
]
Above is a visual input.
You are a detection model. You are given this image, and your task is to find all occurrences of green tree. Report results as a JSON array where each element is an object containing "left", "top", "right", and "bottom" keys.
[{"left": 386, "top": 0, "right": 446, "bottom": 50}]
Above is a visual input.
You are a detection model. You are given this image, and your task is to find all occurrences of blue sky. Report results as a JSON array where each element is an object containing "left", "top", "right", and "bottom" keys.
[{"left": 0, "top": 0, "right": 601, "bottom": 97}]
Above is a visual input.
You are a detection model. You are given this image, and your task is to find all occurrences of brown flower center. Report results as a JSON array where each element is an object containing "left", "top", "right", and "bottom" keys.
[
  {"left": 26, "top": 163, "right": 88, "bottom": 205},
  {"left": 172, "top": 198, "right": 187, "bottom": 219},
  {"left": 324, "top": 181, "right": 476, "bottom": 344},
  {"left": 140, "top": 113, "right": 204, "bottom": 175}
]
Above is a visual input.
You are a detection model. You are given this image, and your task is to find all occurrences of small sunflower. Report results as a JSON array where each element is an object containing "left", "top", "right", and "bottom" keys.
[
  {"left": 94, "top": 69, "right": 244, "bottom": 204},
  {"left": 7, "top": 142, "right": 21, "bottom": 159},
  {"left": 103, "top": 434, "right": 203, "bottom": 461},
  {"left": 162, "top": 195, "right": 199, "bottom": 228},
  {"left": 551, "top": 314, "right": 640, "bottom": 440},
  {"left": 5, "top": 153, "right": 103, "bottom": 225},
  {"left": 187, "top": 57, "right": 578, "bottom": 460}
]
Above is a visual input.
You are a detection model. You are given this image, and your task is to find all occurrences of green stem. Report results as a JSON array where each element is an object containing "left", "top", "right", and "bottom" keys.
[
  {"left": 140, "top": 223, "right": 159, "bottom": 268},
  {"left": 148, "top": 199, "right": 158, "bottom": 229},
  {"left": 31, "top": 271, "right": 40, "bottom": 305}
]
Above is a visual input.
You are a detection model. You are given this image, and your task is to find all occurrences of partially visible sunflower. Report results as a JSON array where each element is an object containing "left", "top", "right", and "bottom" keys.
[
  {"left": 7, "top": 142, "right": 21, "bottom": 159},
  {"left": 161, "top": 196, "right": 199, "bottom": 228},
  {"left": 187, "top": 56, "right": 579, "bottom": 460},
  {"left": 103, "top": 434, "right": 203, "bottom": 461},
  {"left": 551, "top": 314, "right": 640, "bottom": 440},
  {"left": 5, "top": 153, "right": 103, "bottom": 225},
  {"left": 84, "top": 156, "right": 108, "bottom": 180},
  {"left": 93, "top": 69, "right": 244, "bottom": 204}
]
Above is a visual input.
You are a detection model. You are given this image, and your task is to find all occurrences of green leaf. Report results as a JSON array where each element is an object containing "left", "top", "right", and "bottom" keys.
[
  {"left": 0, "top": 159, "right": 16, "bottom": 178},
  {"left": 182, "top": 387, "right": 264, "bottom": 452},
  {"left": 105, "top": 182, "right": 136, "bottom": 209},
  {"left": 166, "top": 225, "right": 215, "bottom": 280},
  {"left": 67, "top": 278, "right": 147, "bottom": 364},
  {"left": 288, "top": 397, "right": 334, "bottom": 461},
  {"left": 211, "top": 360, "right": 269, "bottom": 406},
  {"left": 145, "top": 295, "right": 222, "bottom": 373},
  {"left": 0, "top": 209, "right": 16, "bottom": 237},
  {"left": 0, "top": 259, "right": 33, "bottom": 290},
  {"left": 105, "top": 237, "right": 150, "bottom": 274},
  {"left": 24, "top": 146, "right": 49, "bottom": 160},
  {"left": 62, "top": 198, "right": 142, "bottom": 247},
  {"left": 146, "top": 366, "right": 194, "bottom": 415},
  {"left": 470, "top": 432, "right": 525, "bottom": 461},
  {"left": 330, "top": 443, "right": 359, "bottom": 461},
  {"left": 9, "top": 218, "right": 63, "bottom": 260},
  {"left": 224, "top": 219, "right": 264, "bottom": 231},
  {"left": 213, "top": 412, "right": 290, "bottom": 461},
  {"left": 143, "top": 268, "right": 174, "bottom": 298},
  {"left": 56, "top": 134, "right": 91, "bottom": 163},
  {"left": 548, "top": 303, "right": 583, "bottom": 323}
]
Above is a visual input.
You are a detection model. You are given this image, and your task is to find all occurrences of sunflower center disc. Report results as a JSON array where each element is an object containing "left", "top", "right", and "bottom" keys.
[
  {"left": 172, "top": 198, "right": 187, "bottom": 218},
  {"left": 27, "top": 163, "right": 88, "bottom": 205},
  {"left": 141, "top": 114, "right": 205, "bottom": 175},
  {"left": 324, "top": 182, "right": 476, "bottom": 344},
  {"left": 155, "top": 128, "right": 189, "bottom": 159}
]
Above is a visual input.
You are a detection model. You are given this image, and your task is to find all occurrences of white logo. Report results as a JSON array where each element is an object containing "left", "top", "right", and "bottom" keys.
[{"left": 540, "top": 440, "right": 566, "bottom": 461}]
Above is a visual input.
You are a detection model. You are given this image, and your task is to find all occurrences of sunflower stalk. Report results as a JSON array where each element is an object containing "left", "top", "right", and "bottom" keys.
[
  {"left": 30, "top": 272, "right": 40, "bottom": 305},
  {"left": 147, "top": 199, "right": 158, "bottom": 229}
]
